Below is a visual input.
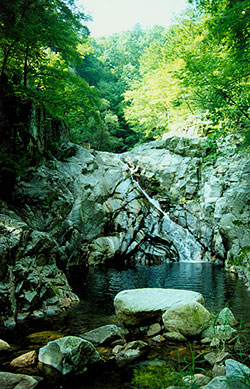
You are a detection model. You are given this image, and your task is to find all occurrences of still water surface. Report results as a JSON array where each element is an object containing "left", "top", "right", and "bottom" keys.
[
  {"left": 2, "top": 262, "right": 250, "bottom": 389},
  {"left": 64, "top": 262, "right": 250, "bottom": 333},
  {"left": 3, "top": 263, "right": 250, "bottom": 338}
]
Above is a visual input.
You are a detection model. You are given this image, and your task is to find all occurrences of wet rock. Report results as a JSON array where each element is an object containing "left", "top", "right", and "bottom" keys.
[
  {"left": 183, "top": 373, "right": 211, "bottom": 386},
  {"left": 38, "top": 336, "right": 100, "bottom": 375},
  {"left": 112, "top": 340, "right": 148, "bottom": 366},
  {"left": 201, "top": 325, "right": 236, "bottom": 344},
  {"left": 0, "top": 339, "right": 11, "bottom": 351},
  {"left": 216, "top": 308, "right": 238, "bottom": 326},
  {"left": 0, "top": 372, "right": 42, "bottom": 388},
  {"left": 212, "top": 364, "right": 226, "bottom": 377},
  {"left": 200, "top": 375, "right": 249, "bottom": 388},
  {"left": 204, "top": 351, "right": 231, "bottom": 366},
  {"left": 151, "top": 334, "right": 165, "bottom": 344},
  {"left": 225, "top": 358, "right": 250, "bottom": 377},
  {"left": 114, "top": 288, "right": 205, "bottom": 327},
  {"left": 147, "top": 323, "right": 162, "bottom": 337},
  {"left": 80, "top": 324, "right": 123, "bottom": 346},
  {"left": 162, "top": 301, "right": 211, "bottom": 336},
  {"left": 10, "top": 350, "right": 37, "bottom": 367},
  {"left": 163, "top": 331, "right": 187, "bottom": 342}
]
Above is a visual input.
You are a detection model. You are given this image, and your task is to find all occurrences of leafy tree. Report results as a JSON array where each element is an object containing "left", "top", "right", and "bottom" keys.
[{"left": 0, "top": 0, "right": 89, "bottom": 86}]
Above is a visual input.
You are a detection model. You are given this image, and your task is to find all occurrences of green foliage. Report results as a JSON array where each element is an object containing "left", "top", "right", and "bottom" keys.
[
  {"left": 130, "top": 364, "right": 182, "bottom": 389},
  {"left": 1, "top": 0, "right": 250, "bottom": 154},
  {"left": 232, "top": 246, "right": 250, "bottom": 267}
]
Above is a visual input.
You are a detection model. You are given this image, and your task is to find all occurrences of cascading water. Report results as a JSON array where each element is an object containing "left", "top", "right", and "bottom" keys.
[{"left": 124, "top": 160, "right": 203, "bottom": 262}]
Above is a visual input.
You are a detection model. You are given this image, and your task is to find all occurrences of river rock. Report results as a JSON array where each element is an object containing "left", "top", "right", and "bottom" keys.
[
  {"left": 114, "top": 288, "right": 205, "bottom": 326},
  {"left": 0, "top": 339, "right": 11, "bottom": 351},
  {"left": 163, "top": 331, "right": 187, "bottom": 342},
  {"left": 10, "top": 350, "right": 37, "bottom": 367},
  {"left": 147, "top": 323, "right": 162, "bottom": 337},
  {"left": 183, "top": 373, "right": 211, "bottom": 386},
  {"left": 201, "top": 325, "right": 236, "bottom": 343},
  {"left": 225, "top": 359, "right": 250, "bottom": 377},
  {"left": 80, "top": 324, "right": 123, "bottom": 346},
  {"left": 162, "top": 301, "right": 211, "bottom": 336},
  {"left": 200, "top": 375, "right": 249, "bottom": 389},
  {"left": 38, "top": 336, "right": 100, "bottom": 375},
  {"left": 0, "top": 372, "right": 42, "bottom": 388},
  {"left": 212, "top": 364, "right": 226, "bottom": 377},
  {"left": 216, "top": 308, "right": 238, "bottom": 326},
  {"left": 204, "top": 351, "right": 231, "bottom": 365},
  {"left": 112, "top": 340, "right": 148, "bottom": 366}
]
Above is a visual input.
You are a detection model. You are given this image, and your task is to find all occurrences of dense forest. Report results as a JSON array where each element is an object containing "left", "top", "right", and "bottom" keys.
[{"left": 1, "top": 0, "right": 250, "bottom": 156}]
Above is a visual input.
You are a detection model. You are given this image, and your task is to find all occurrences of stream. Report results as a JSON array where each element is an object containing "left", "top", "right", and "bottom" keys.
[{"left": 1, "top": 262, "right": 250, "bottom": 388}]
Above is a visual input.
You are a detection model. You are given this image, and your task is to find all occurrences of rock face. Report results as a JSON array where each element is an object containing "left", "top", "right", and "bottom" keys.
[
  {"left": 0, "top": 135, "right": 249, "bottom": 322},
  {"left": 38, "top": 336, "right": 100, "bottom": 375},
  {"left": 114, "top": 288, "right": 205, "bottom": 326}
]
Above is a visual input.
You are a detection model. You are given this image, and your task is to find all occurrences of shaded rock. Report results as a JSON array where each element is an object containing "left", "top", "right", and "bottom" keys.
[
  {"left": 80, "top": 324, "right": 123, "bottom": 346},
  {"left": 184, "top": 373, "right": 211, "bottom": 386},
  {"left": 10, "top": 350, "right": 37, "bottom": 367},
  {"left": 225, "top": 358, "right": 250, "bottom": 377},
  {"left": 0, "top": 372, "right": 42, "bottom": 388},
  {"left": 216, "top": 308, "right": 238, "bottom": 326},
  {"left": 163, "top": 331, "right": 187, "bottom": 342},
  {"left": 151, "top": 334, "right": 165, "bottom": 344},
  {"left": 0, "top": 339, "right": 11, "bottom": 351},
  {"left": 204, "top": 351, "right": 231, "bottom": 366},
  {"left": 201, "top": 325, "right": 236, "bottom": 343},
  {"left": 114, "top": 288, "right": 205, "bottom": 326},
  {"left": 200, "top": 375, "right": 249, "bottom": 388},
  {"left": 162, "top": 301, "right": 211, "bottom": 336},
  {"left": 147, "top": 323, "right": 162, "bottom": 337},
  {"left": 38, "top": 336, "right": 100, "bottom": 375},
  {"left": 112, "top": 340, "right": 148, "bottom": 367},
  {"left": 212, "top": 364, "right": 226, "bottom": 377}
]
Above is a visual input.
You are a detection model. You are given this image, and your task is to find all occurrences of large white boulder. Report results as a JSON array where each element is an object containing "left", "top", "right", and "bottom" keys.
[{"left": 114, "top": 288, "right": 205, "bottom": 326}]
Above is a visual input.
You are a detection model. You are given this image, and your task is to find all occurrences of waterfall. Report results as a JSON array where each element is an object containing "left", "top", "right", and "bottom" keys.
[{"left": 123, "top": 159, "right": 203, "bottom": 262}]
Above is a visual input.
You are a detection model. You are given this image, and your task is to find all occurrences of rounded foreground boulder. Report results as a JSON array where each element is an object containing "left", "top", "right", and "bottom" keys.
[
  {"left": 114, "top": 288, "right": 205, "bottom": 327},
  {"left": 162, "top": 301, "right": 211, "bottom": 336},
  {"left": 38, "top": 336, "right": 100, "bottom": 375}
]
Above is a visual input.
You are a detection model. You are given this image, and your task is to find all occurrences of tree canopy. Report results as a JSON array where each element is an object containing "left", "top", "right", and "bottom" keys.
[{"left": 1, "top": 0, "right": 249, "bottom": 153}]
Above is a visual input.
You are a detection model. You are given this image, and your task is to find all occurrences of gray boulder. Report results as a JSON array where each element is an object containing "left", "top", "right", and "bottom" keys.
[
  {"left": 200, "top": 375, "right": 249, "bottom": 389},
  {"left": 38, "top": 336, "right": 100, "bottom": 375},
  {"left": 162, "top": 301, "right": 211, "bottom": 336},
  {"left": 80, "top": 324, "right": 123, "bottom": 346},
  {"left": 225, "top": 359, "right": 250, "bottom": 377},
  {"left": 0, "top": 372, "right": 42, "bottom": 389},
  {"left": 201, "top": 325, "right": 236, "bottom": 344},
  {"left": 114, "top": 288, "right": 205, "bottom": 326}
]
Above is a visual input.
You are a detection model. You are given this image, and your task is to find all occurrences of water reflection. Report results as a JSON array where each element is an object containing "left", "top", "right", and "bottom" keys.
[{"left": 69, "top": 262, "right": 250, "bottom": 327}]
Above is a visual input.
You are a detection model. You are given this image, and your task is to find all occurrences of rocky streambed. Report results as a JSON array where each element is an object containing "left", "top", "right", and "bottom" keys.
[{"left": 1, "top": 288, "right": 250, "bottom": 389}]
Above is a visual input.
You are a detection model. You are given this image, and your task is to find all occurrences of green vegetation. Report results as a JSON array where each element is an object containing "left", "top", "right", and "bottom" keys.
[
  {"left": 130, "top": 345, "right": 207, "bottom": 388},
  {"left": 1, "top": 0, "right": 250, "bottom": 160},
  {"left": 231, "top": 246, "right": 250, "bottom": 267},
  {"left": 130, "top": 364, "right": 181, "bottom": 389}
]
